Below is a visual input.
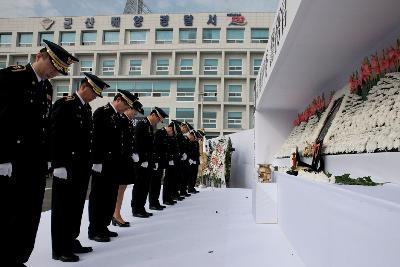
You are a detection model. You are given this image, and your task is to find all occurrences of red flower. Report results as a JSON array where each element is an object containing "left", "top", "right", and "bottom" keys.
[
  {"left": 380, "top": 51, "right": 390, "bottom": 72},
  {"left": 360, "top": 58, "right": 371, "bottom": 82},
  {"left": 370, "top": 54, "right": 380, "bottom": 76}
]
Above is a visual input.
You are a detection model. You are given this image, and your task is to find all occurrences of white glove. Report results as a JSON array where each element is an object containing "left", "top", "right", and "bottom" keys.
[
  {"left": 92, "top": 164, "right": 103, "bottom": 173},
  {"left": 154, "top": 162, "right": 158, "bottom": 170},
  {"left": 188, "top": 159, "right": 194, "bottom": 165},
  {"left": 48, "top": 162, "right": 52, "bottom": 170},
  {"left": 193, "top": 160, "right": 197, "bottom": 164},
  {"left": 132, "top": 153, "right": 139, "bottom": 162},
  {"left": 169, "top": 160, "right": 174, "bottom": 166},
  {"left": 53, "top": 167, "right": 67, "bottom": 179},
  {"left": 181, "top": 153, "right": 187, "bottom": 161},
  {"left": 0, "top": 163, "right": 12, "bottom": 177},
  {"left": 141, "top": 161, "right": 148, "bottom": 168}
]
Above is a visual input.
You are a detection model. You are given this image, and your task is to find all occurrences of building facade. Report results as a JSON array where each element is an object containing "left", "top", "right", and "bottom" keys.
[{"left": 0, "top": 12, "right": 273, "bottom": 137}]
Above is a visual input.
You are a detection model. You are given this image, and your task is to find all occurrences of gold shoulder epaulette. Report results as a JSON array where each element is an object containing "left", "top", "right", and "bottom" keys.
[{"left": 10, "top": 65, "right": 27, "bottom": 72}]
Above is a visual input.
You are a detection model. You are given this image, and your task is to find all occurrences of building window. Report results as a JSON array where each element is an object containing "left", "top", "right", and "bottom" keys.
[
  {"left": 16, "top": 60, "right": 28, "bottom": 66},
  {"left": 176, "top": 108, "right": 194, "bottom": 124},
  {"left": 179, "top": 29, "right": 196, "bottom": 43},
  {"left": 129, "top": 59, "right": 142, "bottom": 75},
  {"left": 227, "top": 112, "right": 242, "bottom": 129},
  {"left": 103, "top": 31, "right": 119, "bottom": 45},
  {"left": 251, "top": 28, "right": 269, "bottom": 43},
  {"left": 228, "top": 59, "right": 243, "bottom": 75},
  {"left": 0, "top": 61, "right": 7, "bottom": 69},
  {"left": 18, "top": 33, "right": 33, "bottom": 47},
  {"left": 102, "top": 60, "right": 115, "bottom": 76},
  {"left": 55, "top": 85, "right": 69, "bottom": 99},
  {"left": 0, "top": 33, "right": 12, "bottom": 47},
  {"left": 156, "top": 59, "right": 169, "bottom": 75},
  {"left": 203, "top": 84, "right": 217, "bottom": 101},
  {"left": 203, "top": 59, "right": 218, "bottom": 75},
  {"left": 129, "top": 30, "right": 147, "bottom": 44},
  {"left": 177, "top": 80, "right": 195, "bottom": 101},
  {"left": 155, "top": 29, "right": 173, "bottom": 44},
  {"left": 203, "top": 111, "right": 217, "bottom": 128},
  {"left": 81, "top": 31, "right": 96, "bottom": 46},
  {"left": 228, "top": 84, "right": 242, "bottom": 102},
  {"left": 202, "top": 28, "right": 220, "bottom": 43},
  {"left": 127, "top": 81, "right": 171, "bottom": 97},
  {"left": 80, "top": 60, "right": 93, "bottom": 74},
  {"left": 60, "top": 32, "right": 76, "bottom": 46},
  {"left": 152, "top": 81, "right": 170, "bottom": 97},
  {"left": 180, "top": 59, "right": 193, "bottom": 75},
  {"left": 253, "top": 58, "right": 262, "bottom": 75},
  {"left": 226, "top": 29, "right": 244, "bottom": 43},
  {"left": 38, "top": 32, "right": 54, "bottom": 46}
]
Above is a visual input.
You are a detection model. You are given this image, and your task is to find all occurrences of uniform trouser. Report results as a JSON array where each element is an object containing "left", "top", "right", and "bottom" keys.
[
  {"left": 88, "top": 163, "right": 119, "bottom": 236},
  {"left": 131, "top": 166, "right": 152, "bottom": 213},
  {"left": 3, "top": 160, "right": 46, "bottom": 265},
  {"left": 179, "top": 161, "right": 190, "bottom": 194},
  {"left": 51, "top": 162, "right": 91, "bottom": 255},
  {"left": 162, "top": 166, "right": 175, "bottom": 202},
  {"left": 188, "top": 164, "right": 199, "bottom": 191},
  {"left": 149, "top": 168, "right": 163, "bottom": 206}
]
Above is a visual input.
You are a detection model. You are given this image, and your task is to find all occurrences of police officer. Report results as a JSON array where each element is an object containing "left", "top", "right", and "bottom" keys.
[
  {"left": 0, "top": 39, "right": 78, "bottom": 267},
  {"left": 112, "top": 98, "right": 144, "bottom": 227},
  {"left": 187, "top": 130, "right": 201, "bottom": 194},
  {"left": 149, "top": 121, "right": 176, "bottom": 210},
  {"left": 49, "top": 73, "right": 106, "bottom": 262},
  {"left": 162, "top": 121, "right": 181, "bottom": 205},
  {"left": 178, "top": 121, "right": 193, "bottom": 198},
  {"left": 88, "top": 89, "right": 138, "bottom": 242},
  {"left": 131, "top": 107, "right": 168, "bottom": 218}
]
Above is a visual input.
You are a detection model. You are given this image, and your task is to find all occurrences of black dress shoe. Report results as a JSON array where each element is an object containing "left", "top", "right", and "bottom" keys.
[
  {"left": 72, "top": 239, "right": 93, "bottom": 253},
  {"left": 144, "top": 211, "right": 153, "bottom": 216},
  {"left": 106, "top": 229, "right": 118, "bottom": 237},
  {"left": 163, "top": 200, "right": 175, "bottom": 205},
  {"left": 112, "top": 217, "right": 130, "bottom": 227},
  {"left": 184, "top": 193, "right": 191, "bottom": 197},
  {"left": 189, "top": 189, "right": 199, "bottom": 194},
  {"left": 88, "top": 234, "right": 111, "bottom": 242},
  {"left": 149, "top": 205, "right": 163, "bottom": 210},
  {"left": 159, "top": 204, "right": 166, "bottom": 208},
  {"left": 176, "top": 196, "right": 185, "bottom": 201},
  {"left": 52, "top": 253, "right": 80, "bottom": 262},
  {"left": 132, "top": 212, "right": 150, "bottom": 218}
]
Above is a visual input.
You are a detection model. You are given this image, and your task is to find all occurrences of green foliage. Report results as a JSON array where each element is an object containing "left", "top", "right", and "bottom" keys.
[
  {"left": 224, "top": 138, "right": 234, "bottom": 187},
  {"left": 334, "top": 173, "right": 383, "bottom": 186}
]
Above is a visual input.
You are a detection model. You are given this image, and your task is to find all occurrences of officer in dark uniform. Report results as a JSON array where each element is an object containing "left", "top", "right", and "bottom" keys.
[
  {"left": 162, "top": 121, "right": 181, "bottom": 205},
  {"left": 177, "top": 121, "right": 193, "bottom": 198},
  {"left": 112, "top": 98, "right": 144, "bottom": 227},
  {"left": 131, "top": 107, "right": 168, "bottom": 218},
  {"left": 149, "top": 121, "right": 176, "bottom": 210},
  {"left": 187, "top": 130, "right": 201, "bottom": 193},
  {"left": 49, "top": 73, "right": 107, "bottom": 262},
  {"left": 0, "top": 40, "right": 78, "bottom": 267},
  {"left": 0, "top": 40, "right": 78, "bottom": 266},
  {"left": 88, "top": 89, "right": 138, "bottom": 242}
]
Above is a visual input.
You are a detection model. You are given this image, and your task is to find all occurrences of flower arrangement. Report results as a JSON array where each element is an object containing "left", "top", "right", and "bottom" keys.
[
  {"left": 349, "top": 39, "right": 400, "bottom": 100},
  {"left": 202, "top": 136, "right": 234, "bottom": 187},
  {"left": 293, "top": 93, "right": 333, "bottom": 126}
]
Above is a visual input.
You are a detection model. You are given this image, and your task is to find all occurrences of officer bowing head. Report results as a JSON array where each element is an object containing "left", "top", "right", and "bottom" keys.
[
  {"left": 79, "top": 72, "right": 109, "bottom": 103},
  {"left": 148, "top": 107, "right": 168, "bottom": 126},
  {"left": 36, "top": 39, "right": 78, "bottom": 80},
  {"left": 180, "top": 120, "right": 193, "bottom": 134},
  {"left": 169, "top": 120, "right": 181, "bottom": 136},
  {"left": 197, "top": 129, "right": 206, "bottom": 137},
  {"left": 188, "top": 129, "right": 196, "bottom": 141},
  {"left": 112, "top": 89, "right": 138, "bottom": 114}
]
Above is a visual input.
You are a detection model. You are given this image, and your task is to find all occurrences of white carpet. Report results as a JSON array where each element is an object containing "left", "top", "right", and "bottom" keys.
[{"left": 28, "top": 187, "right": 304, "bottom": 267}]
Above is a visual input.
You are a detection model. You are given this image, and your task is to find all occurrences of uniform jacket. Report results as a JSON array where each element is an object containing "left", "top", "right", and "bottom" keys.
[
  {"left": 134, "top": 117, "right": 154, "bottom": 166},
  {"left": 120, "top": 113, "right": 137, "bottom": 161},
  {"left": 91, "top": 103, "right": 124, "bottom": 165},
  {"left": 0, "top": 64, "right": 52, "bottom": 165},
  {"left": 153, "top": 128, "right": 176, "bottom": 169},
  {"left": 49, "top": 93, "right": 93, "bottom": 168}
]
